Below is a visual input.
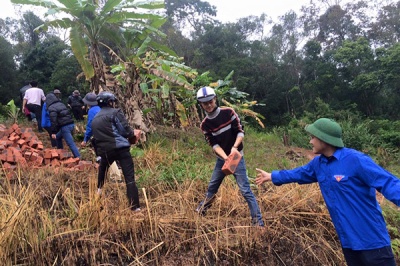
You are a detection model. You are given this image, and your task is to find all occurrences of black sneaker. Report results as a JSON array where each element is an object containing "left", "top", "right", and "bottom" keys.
[
  {"left": 251, "top": 218, "right": 265, "bottom": 227},
  {"left": 195, "top": 201, "right": 208, "bottom": 216},
  {"left": 195, "top": 196, "right": 216, "bottom": 216}
]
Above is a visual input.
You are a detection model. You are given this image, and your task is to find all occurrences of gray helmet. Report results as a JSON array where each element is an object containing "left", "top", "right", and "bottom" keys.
[
  {"left": 83, "top": 92, "right": 98, "bottom": 106},
  {"left": 96, "top": 91, "right": 116, "bottom": 106}
]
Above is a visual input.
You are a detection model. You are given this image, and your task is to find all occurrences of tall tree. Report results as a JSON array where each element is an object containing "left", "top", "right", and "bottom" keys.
[
  {"left": 368, "top": 1, "right": 400, "bottom": 47},
  {"left": 18, "top": 36, "right": 69, "bottom": 91},
  {"left": 317, "top": 4, "right": 360, "bottom": 49},
  {"left": 0, "top": 36, "right": 18, "bottom": 104},
  {"left": 11, "top": 0, "right": 196, "bottom": 129},
  {"left": 164, "top": 0, "right": 217, "bottom": 35},
  {"left": 376, "top": 43, "right": 400, "bottom": 119},
  {"left": 333, "top": 37, "right": 378, "bottom": 116}
]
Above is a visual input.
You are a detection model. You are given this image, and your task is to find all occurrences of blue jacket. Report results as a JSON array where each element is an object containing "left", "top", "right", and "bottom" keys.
[
  {"left": 83, "top": 105, "right": 101, "bottom": 142},
  {"left": 41, "top": 102, "right": 51, "bottom": 128},
  {"left": 272, "top": 147, "right": 400, "bottom": 250}
]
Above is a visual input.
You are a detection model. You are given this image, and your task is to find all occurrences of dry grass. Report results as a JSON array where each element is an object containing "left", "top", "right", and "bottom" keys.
[
  {"left": 0, "top": 125, "right": 397, "bottom": 265},
  {"left": 0, "top": 169, "right": 343, "bottom": 265}
]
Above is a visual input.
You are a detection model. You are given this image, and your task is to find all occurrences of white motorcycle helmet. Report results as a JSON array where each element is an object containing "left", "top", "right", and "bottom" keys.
[{"left": 196, "top": 87, "right": 216, "bottom": 102}]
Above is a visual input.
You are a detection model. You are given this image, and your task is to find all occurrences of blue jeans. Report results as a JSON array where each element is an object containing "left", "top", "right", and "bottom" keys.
[
  {"left": 342, "top": 246, "right": 396, "bottom": 266},
  {"left": 203, "top": 156, "right": 264, "bottom": 225},
  {"left": 56, "top": 123, "right": 80, "bottom": 158}
]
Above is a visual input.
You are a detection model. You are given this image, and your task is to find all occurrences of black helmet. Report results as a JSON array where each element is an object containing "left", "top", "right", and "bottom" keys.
[{"left": 96, "top": 91, "right": 116, "bottom": 106}]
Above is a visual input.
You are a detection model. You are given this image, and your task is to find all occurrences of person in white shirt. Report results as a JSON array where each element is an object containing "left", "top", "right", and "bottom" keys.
[{"left": 22, "top": 80, "right": 46, "bottom": 132}]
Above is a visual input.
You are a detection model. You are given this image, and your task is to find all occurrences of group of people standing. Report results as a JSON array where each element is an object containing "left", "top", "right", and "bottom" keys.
[
  {"left": 20, "top": 81, "right": 85, "bottom": 159},
  {"left": 20, "top": 81, "right": 142, "bottom": 213},
  {"left": 18, "top": 82, "right": 400, "bottom": 265}
]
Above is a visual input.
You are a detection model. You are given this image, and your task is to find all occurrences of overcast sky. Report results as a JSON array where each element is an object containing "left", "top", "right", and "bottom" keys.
[
  {"left": 1, "top": 0, "right": 309, "bottom": 22},
  {"left": 208, "top": 0, "right": 308, "bottom": 22}
]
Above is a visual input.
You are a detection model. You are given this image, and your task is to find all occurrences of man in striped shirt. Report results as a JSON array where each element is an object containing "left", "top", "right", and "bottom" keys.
[{"left": 195, "top": 86, "right": 264, "bottom": 226}]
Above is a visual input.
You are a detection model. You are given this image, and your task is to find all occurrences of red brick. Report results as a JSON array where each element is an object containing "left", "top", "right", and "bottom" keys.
[
  {"left": 75, "top": 161, "right": 93, "bottom": 171},
  {"left": 17, "top": 139, "right": 26, "bottom": 146},
  {"left": 15, "top": 156, "right": 27, "bottom": 166},
  {"left": 43, "top": 149, "right": 52, "bottom": 159},
  {"left": 6, "top": 149, "right": 14, "bottom": 163},
  {"left": 59, "top": 150, "right": 72, "bottom": 160},
  {"left": 51, "top": 158, "right": 61, "bottom": 166},
  {"left": 11, "top": 124, "right": 19, "bottom": 131},
  {"left": 24, "top": 151, "right": 32, "bottom": 160},
  {"left": 0, "top": 151, "right": 6, "bottom": 162},
  {"left": 22, "top": 131, "right": 35, "bottom": 141},
  {"left": 30, "top": 152, "right": 39, "bottom": 162},
  {"left": 34, "top": 156, "right": 44, "bottom": 166},
  {"left": 3, "top": 162, "right": 12, "bottom": 170},
  {"left": 11, "top": 142, "right": 19, "bottom": 148},
  {"left": 9, "top": 147, "right": 21, "bottom": 153},
  {"left": 20, "top": 144, "right": 29, "bottom": 152},
  {"left": 7, "top": 127, "right": 14, "bottom": 135},
  {"left": 29, "top": 139, "right": 39, "bottom": 149},
  {"left": 5, "top": 140, "right": 13, "bottom": 147},
  {"left": 51, "top": 150, "right": 59, "bottom": 159},
  {"left": 61, "top": 158, "right": 78, "bottom": 167}
]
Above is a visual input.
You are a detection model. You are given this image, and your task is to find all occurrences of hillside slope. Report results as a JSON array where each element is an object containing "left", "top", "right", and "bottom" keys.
[{"left": 1, "top": 124, "right": 399, "bottom": 265}]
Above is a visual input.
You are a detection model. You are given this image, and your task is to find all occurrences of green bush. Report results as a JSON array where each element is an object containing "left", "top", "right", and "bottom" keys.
[{"left": 340, "top": 119, "right": 376, "bottom": 151}]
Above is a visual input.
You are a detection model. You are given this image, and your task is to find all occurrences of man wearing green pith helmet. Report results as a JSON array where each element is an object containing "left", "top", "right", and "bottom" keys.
[{"left": 255, "top": 118, "right": 400, "bottom": 266}]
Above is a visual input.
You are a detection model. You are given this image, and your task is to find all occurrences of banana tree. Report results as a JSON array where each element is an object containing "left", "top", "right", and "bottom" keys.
[
  {"left": 10, "top": 0, "right": 182, "bottom": 130},
  {"left": 110, "top": 49, "right": 199, "bottom": 130},
  {"left": 209, "top": 71, "right": 266, "bottom": 128}
]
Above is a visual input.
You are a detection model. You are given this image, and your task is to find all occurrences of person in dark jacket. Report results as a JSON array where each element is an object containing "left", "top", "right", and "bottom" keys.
[
  {"left": 46, "top": 93, "right": 80, "bottom": 158},
  {"left": 255, "top": 118, "right": 400, "bottom": 266},
  {"left": 91, "top": 91, "right": 140, "bottom": 212},
  {"left": 67, "top": 90, "right": 84, "bottom": 121}
]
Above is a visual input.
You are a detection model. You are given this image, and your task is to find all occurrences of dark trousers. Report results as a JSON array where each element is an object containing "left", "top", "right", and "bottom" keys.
[
  {"left": 71, "top": 106, "right": 84, "bottom": 121},
  {"left": 97, "top": 147, "right": 140, "bottom": 210},
  {"left": 43, "top": 127, "right": 57, "bottom": 147},
  {"left": 342, "top": 246, "right": 396, "bottom": 266},
  {"left": 27, "top": 103, "right": 43, "bottom": 131}
]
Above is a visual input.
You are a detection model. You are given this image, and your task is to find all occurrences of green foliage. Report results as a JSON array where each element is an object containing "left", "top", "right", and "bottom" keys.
[
  {"left": 18, "top": 36, "right": 70, "bottom": 91},
  {"left": 205, "top": 71, "right": 266, "bottom": 128},
  {"left": 368, "top": 120, "right": 400, "bottom": 150},
  {"left": 49, "top": 55, "right": 87, "bottom": 94},
  {"left": 130, "top": 146, "right": 145, "bottom": 157},
  {"left": 340, "top": 119, "right": 376, "bottom": 151},
  {"left": 382, "top": 205, "right": 400, "bottom": 257},
  {"left": 136, "top": 128, "right": 212, "bottom": 186},
  {"left": 0, "top": 36, "right": 18, "bottom": 105},
  {"left": 0, "top": 105, "right": 10, "bottom": 124},
  {"left": 6, "top": 100, "right": 20, "bottom": 124}
]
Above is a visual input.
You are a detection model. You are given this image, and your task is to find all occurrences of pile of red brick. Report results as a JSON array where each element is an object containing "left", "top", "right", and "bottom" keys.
[{"left": 0, "top": 123, "right": 96, "bottom": 179}]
